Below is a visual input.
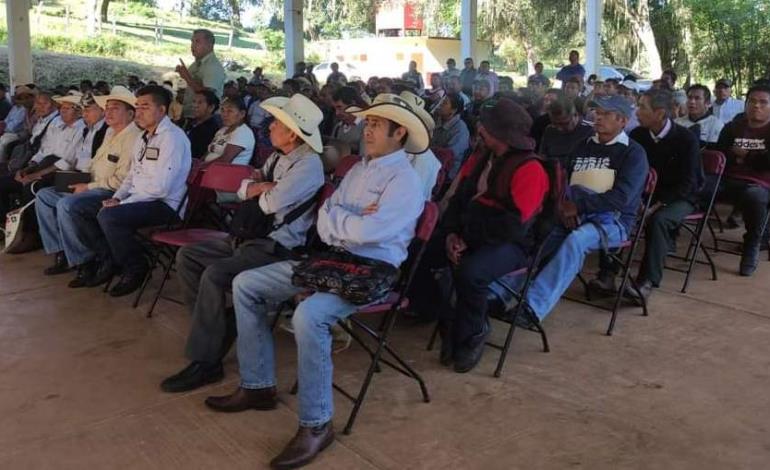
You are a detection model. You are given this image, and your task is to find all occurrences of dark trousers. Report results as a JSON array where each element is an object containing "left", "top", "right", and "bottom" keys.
[
  {"left": 723, "top": 179, "right": 770, "bottom": 249},
  {"left": 0, "top": 175, "right": 25, "bottom": 219},
  {"left": 447, "top": 242, "right": 528, "bottom": 347},
  {"left": 639, "top": 200, "right": 695, "bottom": 286},
  {"left": 177, "top": 237, "right": 286, "bottom": 364},
  {"left": 408, "top": 232, "right": 455, "bottom": 322},
  {"left": 97, "top": 200, "right": 178, "bottom": 275}
]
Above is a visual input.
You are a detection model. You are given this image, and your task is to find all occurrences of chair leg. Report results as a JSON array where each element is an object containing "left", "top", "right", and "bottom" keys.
[
  {"left": 607, "top": 262, "right": 636, "bottom": 336},
  {"left": 146, "top": 256, "right": 175, "bottom": 318},
  {"left": 133, "top": 250, "right": 160, "bottom": 309},
  {"left": 706, "top": 220, "right": 718, "bottom": 252},
  {"left": 426, "top": 322, "right": 439, "bottom": 351},
  {"left": 493, "top": 310, "right": 519, "bottom": 378}
]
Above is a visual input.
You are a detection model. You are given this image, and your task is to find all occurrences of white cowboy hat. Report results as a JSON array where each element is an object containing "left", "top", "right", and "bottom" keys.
[
  {"left": 94, "top": 85, "right": 136, "bottom": 110},
  {"left": 54, "top": 91, "right": 84, "bottom": 107},
  {"left": 399, "top": 90, "right": 435, "bottom": 133},
  {"left": 347, "top": 93, "right": 430, "bottom": 154},
  {"left": 260, "top": 94, "right": 324, "bottom": 153}
]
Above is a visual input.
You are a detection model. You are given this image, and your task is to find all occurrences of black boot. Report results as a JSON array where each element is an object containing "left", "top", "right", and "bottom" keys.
[
  {"left": 160, "top": 361, "right": 224, "bottom": 393},
  {"left": 86, "top": 257, "right": 115, "bottom": 288},
  {"left": 453, "top": 318, "right": 490, "bottom": 374},
  {"left": 68, "top": 261, "right": 98, "bottom": 288},
  {"left": 740, "top": 241, "right": 760, "bottom": 277},
  {"left": 109, "top": 269, "right": 148, "bottom": 297},
  {"left": 43, "top": 252, "right": 70, "bottom": 276}
]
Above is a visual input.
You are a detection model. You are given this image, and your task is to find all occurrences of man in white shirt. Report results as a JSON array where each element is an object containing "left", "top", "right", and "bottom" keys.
[
  {"left": 675, "top": 84, "right": 724, "bottom": 147},
  {"left": 203, "top": 93, "right": 427, "bottom": 469},
  {"left": 712, "top": 78, "right": 744, "bottom": 123},
  {"left": 96, "top": 85, "right": 192, "bottom": 297}
]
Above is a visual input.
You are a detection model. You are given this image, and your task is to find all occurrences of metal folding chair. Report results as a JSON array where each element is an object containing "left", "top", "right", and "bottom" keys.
[{"left": 664, "top": 150, "right": 726, "bottom": 292}]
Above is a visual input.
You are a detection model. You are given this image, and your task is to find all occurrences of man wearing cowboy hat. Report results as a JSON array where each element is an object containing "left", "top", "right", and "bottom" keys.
[
  {"left": 0, "top": 86, "right": 37, "bottom": 162},
  {"left": 204, "top": 93, "right": 427, "bottom": 469},
  {"left": 34, "top": 86, "right": 141, "bottom": 285},
  {"left": 160, "top": 93, "right": 325, "bottom": 394},
  {"left": 96, "top": 85, "right": 191, "bottom": 297},
  {"left": 400, "top": 90, "right": 441, "bottom": 199}
]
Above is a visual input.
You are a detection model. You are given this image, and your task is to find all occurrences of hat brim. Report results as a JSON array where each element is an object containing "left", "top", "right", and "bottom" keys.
[
  {"left": 54, "top": 96, "right": 83, "bottom": 107},
  {"left": 348, "top": 103, "right": 430, "bottom": 154},
  {"left": 94, "top": 95, "right": 136, "bottom": 110},
  {"left": 260, "top": 98, "right": 323, "bottom": 153}
]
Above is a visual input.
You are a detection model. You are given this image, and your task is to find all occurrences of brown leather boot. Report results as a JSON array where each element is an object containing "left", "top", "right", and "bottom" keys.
[
  {"left": 270, "top": 422, "right": 335, "bottom": 469},
  {"left": 204, "top": 386, "right": 277, "bottom": 412}
]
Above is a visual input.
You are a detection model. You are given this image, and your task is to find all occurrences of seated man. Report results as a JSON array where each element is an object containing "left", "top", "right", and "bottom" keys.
[
  {"left": 592, "top": 89, "right": 703, "bottom": 300},
  {"left": 160, "top": 94, "right": 325, "bottom": 393},
  {"left": 521, "top": 95, "right": 648, "bottom": 323},
  {"left": 437, "top": 98, "right": 550, "bottom": 373},
  {"left": 96, "top": 85, "right": 192, "bottom": 297},
  {"left": 716, "top": 84, "right": 770, "bottom": 276},
  {"left": 35, "top": 87, "right": 140, "bottom": 286},
  {"left": 433, "top": 93, "right": 471, "bottom": 180},
  {"left": 675, "top": 84, "right": 724, "bottom": 147},
  {"left": 0, "top": 86, "right": 36, "bottom": 163},
  {"left": 204, "top": 93, "right": 426, "bottom": 469},
  {"left": 539, "top": 97, "right": 593, "bottom": 162},
  {"left": 400, "top": 90, "right": 441, "bottom": 199}
]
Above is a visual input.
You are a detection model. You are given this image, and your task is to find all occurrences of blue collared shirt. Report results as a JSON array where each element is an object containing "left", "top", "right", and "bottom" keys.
[
  {"left": 3, "top": 105, "right": 27, "bottom": 134},
  {"left": 316, "top": 149, "right": 424, "bottom": 267},
  {"left": 433, "top": 114, "right": 471, "bottom": 179}
]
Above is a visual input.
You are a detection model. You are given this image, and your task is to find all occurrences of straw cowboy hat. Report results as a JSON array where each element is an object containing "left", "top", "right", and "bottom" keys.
[
  {"left": 54, "top": 91, "right": 84, "bottom": 107},
  {"left": 398, "top": 90, "right": 435, "bottom": 134},
  {"left": 347, "top": 93, "right": 430, "bottom": 154},
  {"left": 94, "top": 85, "right": 137, "bottom": 110},
  {"left": 260, "top": 94, "right": 324, "bottom": 153}
]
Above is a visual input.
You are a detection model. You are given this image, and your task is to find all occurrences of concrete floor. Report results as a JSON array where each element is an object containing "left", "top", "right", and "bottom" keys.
[{"left": 1, "top": 228, "right": 769, "bottom": 469}]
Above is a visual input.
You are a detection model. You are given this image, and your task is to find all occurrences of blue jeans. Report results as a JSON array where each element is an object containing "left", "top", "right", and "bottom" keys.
[
  {"left": 97, "top": 200, "right": 178, "bottom": 274},
  {"left": 526, "top": 221, "right": 627, "bottom": 320},
  {"left": 232, "top": 260, "right": 357, "bottom": 427},
  {"left": 35, "top": 187, "right": 114, "bottom": 266}
]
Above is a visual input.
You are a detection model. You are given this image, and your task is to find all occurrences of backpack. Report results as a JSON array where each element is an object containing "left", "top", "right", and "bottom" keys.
[{"left": 3, "top": 198, "right": 41, "bottom": 254}]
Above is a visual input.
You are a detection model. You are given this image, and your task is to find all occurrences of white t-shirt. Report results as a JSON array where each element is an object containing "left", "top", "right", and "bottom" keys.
[{"left": 204, "top": 123, "right": 255, "bottom": 165}]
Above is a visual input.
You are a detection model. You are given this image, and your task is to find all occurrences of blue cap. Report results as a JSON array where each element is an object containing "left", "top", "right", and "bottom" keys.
[{"left": 588, "top": 95, "right": 633, "bottom": 119}]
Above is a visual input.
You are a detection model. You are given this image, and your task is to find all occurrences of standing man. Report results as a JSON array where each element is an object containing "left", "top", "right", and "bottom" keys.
[
  {"left": 460, "top": 57, "right": 477, "bottom": 96},
  {"left": 204, "top": 93, "right": 427, "bottom": 469},
  {"left": 177, "top": 29, "right": 226, "bottom": 120},
  {"left": 716, "top": 84, "right": 770, "bottom": 276},
  {"left": 326, "top": 62, "right": 347, "bottom": 87},
  {"left": 402, "top": 60, "right": 425, "bottom": 94},
  {"left": 160, "top": 94, "right": 325, "bottom": 393},
  {"left": 676, "top": 84, "right": 725, "bottom": 147},
  {"left": 712, "top": 79, "right": 745, "bottom": 124},
  {"left": 442, "top": 58, "right": 461, "bottom": 83},
  {"left": 556, "top": 50, "right": 586, "bottom": 84},
  {"left": 97, "top": 86, "right": 192, "bottom": 297},
  {"left": 477, "top": 60, "right": 499, "bottom": 94},
  {"left": 528, "top": 62, "right": 551, "bottom": 89}
]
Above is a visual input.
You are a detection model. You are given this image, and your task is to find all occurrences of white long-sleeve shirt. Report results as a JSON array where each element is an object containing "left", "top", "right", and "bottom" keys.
[
  {"left": 28, "top": 111, "right": 60, "bottom": 163},
  {"left": 676, "top": 113, "right": 724, "bottom": 145},
  {"left": 317, "top": 149, "right": 424, "bottom": 267},
  {"left": 114, "top": 116, "right": 191, "bottom": 214},
  {"left": 32, "top": 116, "right": 84, "bottom": 168},
  {"left": 711, "top": 97, "right": 744, "bottom": 123}
]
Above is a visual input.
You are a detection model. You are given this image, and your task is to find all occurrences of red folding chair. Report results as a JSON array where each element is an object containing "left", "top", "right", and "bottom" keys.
[
  {"left": 331, "top": 155, "right": 361, "bottom": 186},
  {"left": 135, "top": 163, "right": 254, "bottom": 317},
  {"left": 572, "top": 169, "right": 659, "bottom": 335},
  {"left": 665, "top": 150, "right": 726, "bottom": 292},
  {"left": 291, "top": 201, "right": 438, "bottom": 435}
]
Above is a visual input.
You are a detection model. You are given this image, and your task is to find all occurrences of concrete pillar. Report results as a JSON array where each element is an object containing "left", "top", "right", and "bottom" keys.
[
  {"left": 284, "top": 0, "right": 304, "bottom": 79},
  {"left": 6, "top": 0, "right": 34, "bottom": 91},
  {"left": 585, "top": 0, "right": 603, "bottom": 76},
  {"left": 460, "top": 0, "right": 477, "bottom": 62}
]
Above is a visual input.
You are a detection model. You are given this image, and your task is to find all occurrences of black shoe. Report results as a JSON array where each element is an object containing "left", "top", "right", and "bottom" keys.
[
  {"left": 44, "top": 252, "right": 70, "bottom": 276},
  {"left": 511, "top": 303, "right": 541, "bottom": 332},
  {"left": 270, "top": 422, "right": 335, "bottom": 469},
  {"left": 437, "top": 321, "right": 453, "bottom": 366},
  {"left": 68, "top": 261, "right": 97, "bottom": 288},
  {"left": 109, "top": 270, "right": 147, "bottom": 297},
  {"left": 160, "top": 361, "right": 224, "bottom": 393},
  {"left": 725, "top": 215, "right": 741, "bottom": 229},
  {"left": 453, "top": 319, "right": 490, "bottom": 374},
  {"left": 587, "top": 270, "right": 617, "bottom": 295},
  {"left": 623, "top": 279, "right": 654, "bottom": 305},
  {"left": 85, "top": 258, "right": 115, "bottom": 288},
  {"left": 740, "top": 242, "right": 760, "bottom": 277}
]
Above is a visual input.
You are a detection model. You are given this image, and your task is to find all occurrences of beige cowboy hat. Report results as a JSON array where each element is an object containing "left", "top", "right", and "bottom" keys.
[
  {"left": 94, "top": 85, "right": 136, "bottom": 110},
  {"left": 399, "top": 90, "right": 435, "bottom": 133},
  {"left": 347, "top": 93, "right": 430, "bottom": 154},
  {"left": 14, "top": 85, "right": 38, "bottom": 97},
  {"left": 54, "top": 91, "right": 84, "bottom": 107},
  {"left": 260, "top": 94, "right": 324, "bottom": 152}
]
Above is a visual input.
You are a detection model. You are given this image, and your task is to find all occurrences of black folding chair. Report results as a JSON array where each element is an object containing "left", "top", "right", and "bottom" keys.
[
  {"left": 571, "top": 169, "right": 658, "bottom": 336},
  {"left": 664, "top": 150, "right": 725, "bottom": 292}
]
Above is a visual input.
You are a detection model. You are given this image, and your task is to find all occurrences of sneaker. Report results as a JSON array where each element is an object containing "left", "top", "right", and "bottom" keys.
[
  {"left": 588, "top": 270, "right": 617, "bottom": 295},
  {"left": 740, "top": 242, "right": 760, "bottom": 277}
]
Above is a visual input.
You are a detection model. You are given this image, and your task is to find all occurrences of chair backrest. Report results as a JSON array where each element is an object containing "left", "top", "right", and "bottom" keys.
[
  {"left": 414, "top": 200, "right": 440, "bottom": 243},
  {"left": 702, "top": 150, "right": 726, "bottom": 177},
  {"left": 332, "top": 155, "right": 361, "bottom": 185},
  {"left": 317, "top": 182, "right": 336, "bottom": 208},
  {"left": 644, "top": 168, "right": 658, "bottom": 197},
  {"left": 199, "top": 163, "right": 254, "bottom": 193},
  {"left": 397, "top": 201, "right": 440, "bottom": 295}
]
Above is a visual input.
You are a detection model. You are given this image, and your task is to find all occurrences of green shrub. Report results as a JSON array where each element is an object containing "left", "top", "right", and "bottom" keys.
[{"left": 32, "top": 34, "right": 128, "bottom": 58}]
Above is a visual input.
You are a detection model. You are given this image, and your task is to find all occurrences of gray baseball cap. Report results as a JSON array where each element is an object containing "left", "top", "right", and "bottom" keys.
[{"left": 588, "top": 95, "right": 633, "bottom": 119}]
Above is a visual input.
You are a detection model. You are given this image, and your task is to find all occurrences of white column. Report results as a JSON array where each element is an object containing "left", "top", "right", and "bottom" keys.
[
  {"left": 460, "top": 0, "right": 477, "bottom": 62},
  {"left": 6, "top": 0, "right": 33, "bottom": 91},
  {"left": 284, "top": 0, "right": 304, "bottom": 79},
  {"left": 585, "top": 0, "right": 603, "bottom": 76}
]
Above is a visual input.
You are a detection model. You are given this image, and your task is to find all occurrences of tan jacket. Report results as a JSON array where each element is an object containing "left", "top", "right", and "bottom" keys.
[{"left": 87, "top": 123, "right": 142, "bottom": 191}]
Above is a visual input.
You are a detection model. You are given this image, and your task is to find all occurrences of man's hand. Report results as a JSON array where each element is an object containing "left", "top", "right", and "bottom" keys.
[
  {"left": 69, "top": 183, "right": 90, "bottom": 194},
  {"left": 559, "top": 200, "right": 580, "bottom": 229},
  {"left": 245, "top": 181, "right": 277, "bottom": 199},
  {"left": 446, "top": 232, "right": 468, "bottom": 265},
  {"left": 362, "top": 202, "right": 379, "bottom": 215},
  {"left": 733, "top": 146, "right": 749, "bottom": 165},
  {"left": 19, "top": 172, "right": 40, "bottom": 185},
  {"left": 13, "top": 170, "right": 24, "bottom": 183},
  {"left": 175, "top": 59, "right": 193, "bottom": 83},
  {"left": 102, "top": 198, "right": 120, "bottom": 208}
]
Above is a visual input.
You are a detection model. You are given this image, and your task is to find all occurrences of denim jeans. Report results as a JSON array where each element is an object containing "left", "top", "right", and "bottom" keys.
[
  {"left": 35, "top": 187, "right": 114, "bottom": 266},
  {"left": 232, "top": 260, "right": 357, "bottom": 427},
  {"left": 97, "top": 200, "right": 178, "bottom": 274},
  {"left": 526, "top": 221, "right": 627, "bottom": 320}
]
